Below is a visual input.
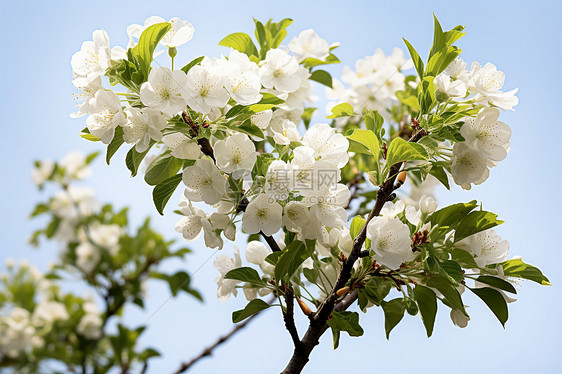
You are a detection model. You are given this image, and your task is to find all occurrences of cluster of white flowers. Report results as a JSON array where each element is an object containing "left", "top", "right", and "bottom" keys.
[
  {"left": 435, "top": 58, "right": 516, "bottom": 190},
  {"left": 451, "top": 106, "right": 512, "bottom": 189},
  {"left": 326, "top": 48, "right": 413, "bottom": 124}
]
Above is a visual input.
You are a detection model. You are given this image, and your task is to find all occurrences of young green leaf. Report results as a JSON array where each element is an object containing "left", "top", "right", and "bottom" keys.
[
  {"left": 232, "top": 298, "right": 271, "bottom": 323},
  {"left": 469, "top": 287, "right": 508, "bottom": 327},
  {"left": 385, "top": 137, "right": 428, "bottom": 167},
  {"left": 180, "top": 56, "right": 205, "bottom": 74},
  {"left": 144, "top": 153, "right": 183, "bottom": 186},
  {"left": 131, "top": 22, "right": 172, "bottom": 78},
  {"left": 327, "top": 103, "right": 355, "bottom": 119},
  {"left": 475, "top": 276, "right": 517, "bottom": 294},
  {"left": 309, "top": 69, "right": 333, "bottom": 88},
  {"left": 403, "top": 38, "right": 424, "bottom": 80},
  {"left": 106, "top": 127, "right": 125, "bottom": 165},
  {"left": 381, "top": 298, "right": 406, "bottom": 339},
  {"left": 454, "top": 211, "right": 504, "bottom": 242},
  {"left": 326, "top": 311, "right": 364, "bottom": 337},
  {"left": 499, "top": 258, "right": 551, "bottom": 285},
  {"left": 224, "top": 267, "right": 265, "bottom": 286},
  {"left": 274, "top": 240, "right": 310, "bottom": 281},
  {"left": 347, "top": 129, "right": 380, "bottom": 157},
  {"left": 152, "top": 173, "right": 183, "bottom": 215},
  {"left": 218, "top": 32, "right": 259, "bottom": 57},
  {"left": 414, "top": 285, "right": 437, "bottom": 337}
]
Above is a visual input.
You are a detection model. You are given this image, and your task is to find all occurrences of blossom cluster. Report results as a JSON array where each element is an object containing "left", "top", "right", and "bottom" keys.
[{"left": 69, "top": 16, "right": 548, "bottom": 349}]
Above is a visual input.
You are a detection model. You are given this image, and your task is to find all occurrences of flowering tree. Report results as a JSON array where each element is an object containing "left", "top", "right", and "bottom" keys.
[
  {"left": 0, "top": 152, "right": 200, "bottom": 373},
  {"left": 67, "top": 15, "right": 549, "bottom": 373}
]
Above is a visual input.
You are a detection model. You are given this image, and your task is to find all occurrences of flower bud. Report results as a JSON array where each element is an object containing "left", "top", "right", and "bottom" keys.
[
  {"left": 419, "top": 195, "right": 438, "bottom": 214},
  {"left": 336, "top": 286, "right": 350, "bottom": 297},
  {"left": 296, "top": 297, "right": 312, "bottom": 316}
]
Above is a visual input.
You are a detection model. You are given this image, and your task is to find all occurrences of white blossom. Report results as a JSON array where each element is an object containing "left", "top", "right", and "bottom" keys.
[
  {"left": 122, "top": 108, "right": 167, "bottom": 152},
  {"left": 175, "top": 196, "right": 207, "bottom": 241},
  {"left": 32, "top": 160, "right": 54, "bottom": 186},
  {"left": 71, "top": 30, "right": 112, "bottom": 87},
  {"left": 461, "top": 107, "right": 511, "bottom": 162},
  {"left": 89, "top": 223, "right": 122, "bottom": 255},
  {"left": 456, "top": 229, "right": 509, "bottom": 267},
  {"left": 419, "top": 195, "right": 438, "bottom": 215},
  {"left": 32, "top": 301, "right": 69, "bottom": 325},
  {"left": 214, "top": 247, "right": 242, "bottom": 301},
  {"left": 214, "top": 133, "right": 258, "bottom": 175},
  {"left": 251, "top": 109, "right": 273, "bottom": 130},
  {"left": 288, "top": 29, "right": 330, "bottom": 61},
  {"left": 222, "top": 49, "right": 262, "bottom": 105},
  {"left": 128, "top": 16, "right": 194, "bottom": 48},
  {"left": 242, "top": 194, "right": 282, "bottom": 236},
  {"left": 61, "top": 151, "right": 92, "bottom": 180},
  {"left": 182, "top": 159, "right": 227, "bottom": 204},
  {"left": 183, "top": 64, "right": 230, "bottom": 114},
  {"left": 272, "top": 119, "right": 301, "bottom": 145},
  {"left": 140, "top": 67, "right": 188, "bottom": 115},
  {"left": 435, "top": 73, "right": 467, "bottom": 97},
  {"left": 162, "top": 133, "right": 201, "bottom": 160},
  {"left": 301, "top": 184, "right": 350, "bottom": 228},
  {"left": 77, "top": 313, "right": 103, "bottom": 340},
  {"left": 468, "top": 62, "right": 519, "bottom": 110},
  {"left": 451, "top": 142, "right": 493, "bottom": 190},
  {"left": 367, "top": 216, "right": 414, "bottom": 269},
  {"left": 302, "top": 123, "right": 349, "bottom": 168},
  {"left": 245, "top": 241, "right": 274, "bottom": 275},
  {"left": 86, "top": 90, "right": 127, "bottom": 144},
  {"left": 70, "top": 76, "right": 103, "bottom": 118},
  {"left": 265, "top": 160, "right": 291, "bottom": 200},
  {"left": 259, "top": 49, "right": 302, "bottom": 93},
  {"left": 76, "top": 241, "right": 100, "bottom": 273}
]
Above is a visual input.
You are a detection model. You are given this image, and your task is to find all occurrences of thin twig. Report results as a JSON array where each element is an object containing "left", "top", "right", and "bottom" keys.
[{"left": 172, "top": 296, "right": 275, "bottom": 374}]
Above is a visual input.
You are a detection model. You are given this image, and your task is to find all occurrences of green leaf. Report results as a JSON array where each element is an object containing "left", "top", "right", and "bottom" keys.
[
  {"left": 349, "top": 216, "right": 366, "bottom": 238},
  {"left": 403, "top": 38, "right": 424, "bottom": 80},
  {"left": 414, "top": 285, "right": 437, "bottom": 337},
  {"left": 425, "top": 275, "right": 466, "bottom": 314},
  {"left": 381, "top": 298, "right": 406, "bottom": 339},
  {"left": 430, "top": 201, "right": 477, "bottom": 228},
  {"left": 125, "top": 145, "right": 151, "bottom": 177},
  {"left": 131, "top": 22, "right": 171, "bottom": 78},
  {"left": 218, "top": 32, "right": 258, "bottom": 57},
  {"left": 302, "top": 53, "right": 340, "bottom": 68},
  {"left": 232, "top": 299, "right": 271, "bottom": 323},
  {"left": 428, "top": 14, "right": 445, "bottom": 59},
  {"left": 440, "top": 260, "right": 464, "bottom": 283},
  {"left": 309, "top": 69, "right": 333, "bottom": 88},
  {"left": 469, "top": 287, "right": 508, "bottom": 327},
  {"left": 327, "top": 311, "right": 364, "bottom": 337},
  {"left": 274, "top": 240, "right": 311, "bottom": 281},
  {"left": 327, "top": 103, "right": 355, "bottom": 119},
  {"left": 180, "top": 56, "right": 205, "bottom": 73},
  {"left": 152, "top": 173, "right": 182, "bottom": 215},
  {"left": 346, "top": 129, "right": 380, "bottom": 157},
  {"left": 237, "top": 119, "right": 265, "bottom": 139},
  {"left": 429, "top": 163, "right": 450, "bottom": 190},
  {"left": 454, "top": 211, "right": 504, "bottom": 242},
  {"left": 450, "top": 248, "right": 478, "bottom": 269},
  {"left": 499, "top": 258, "right": 550, "bottom": 285},
  {"left": 475, "top": 276, "right": 516, "bottom": 294},
  {"left": 363, "top": 278, "right": 391, "bottom": 305},
  {"left": 426, "top": 45, "right": 462, "bottom": 77},
  {"left": 224, "top": 267, "right": 265, "bottom": 286},
  {"left": 144, "top": 154, "right": 183, "bottom": 186},
  {"left": 385, "top": 137, "right": 428, "bottom": 168},
  {"left": 106, "top": 126, "right": 124, "bottom": 165}
]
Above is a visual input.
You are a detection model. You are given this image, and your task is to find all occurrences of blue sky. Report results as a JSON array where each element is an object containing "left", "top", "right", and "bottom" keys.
[{"left": 1, "top": 0, "right": 561, "bottom": 373}]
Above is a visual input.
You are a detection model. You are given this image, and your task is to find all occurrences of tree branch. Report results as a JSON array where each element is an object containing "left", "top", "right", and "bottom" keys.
[
  {"left": 172, "top": 296, "right": 275, "bottom": 374},
  {"left": 280, "top": 129, "right": 425, "bottom": 374},
  {"left": 282, "top": 287, "right": 302, "bottom": 350}
]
